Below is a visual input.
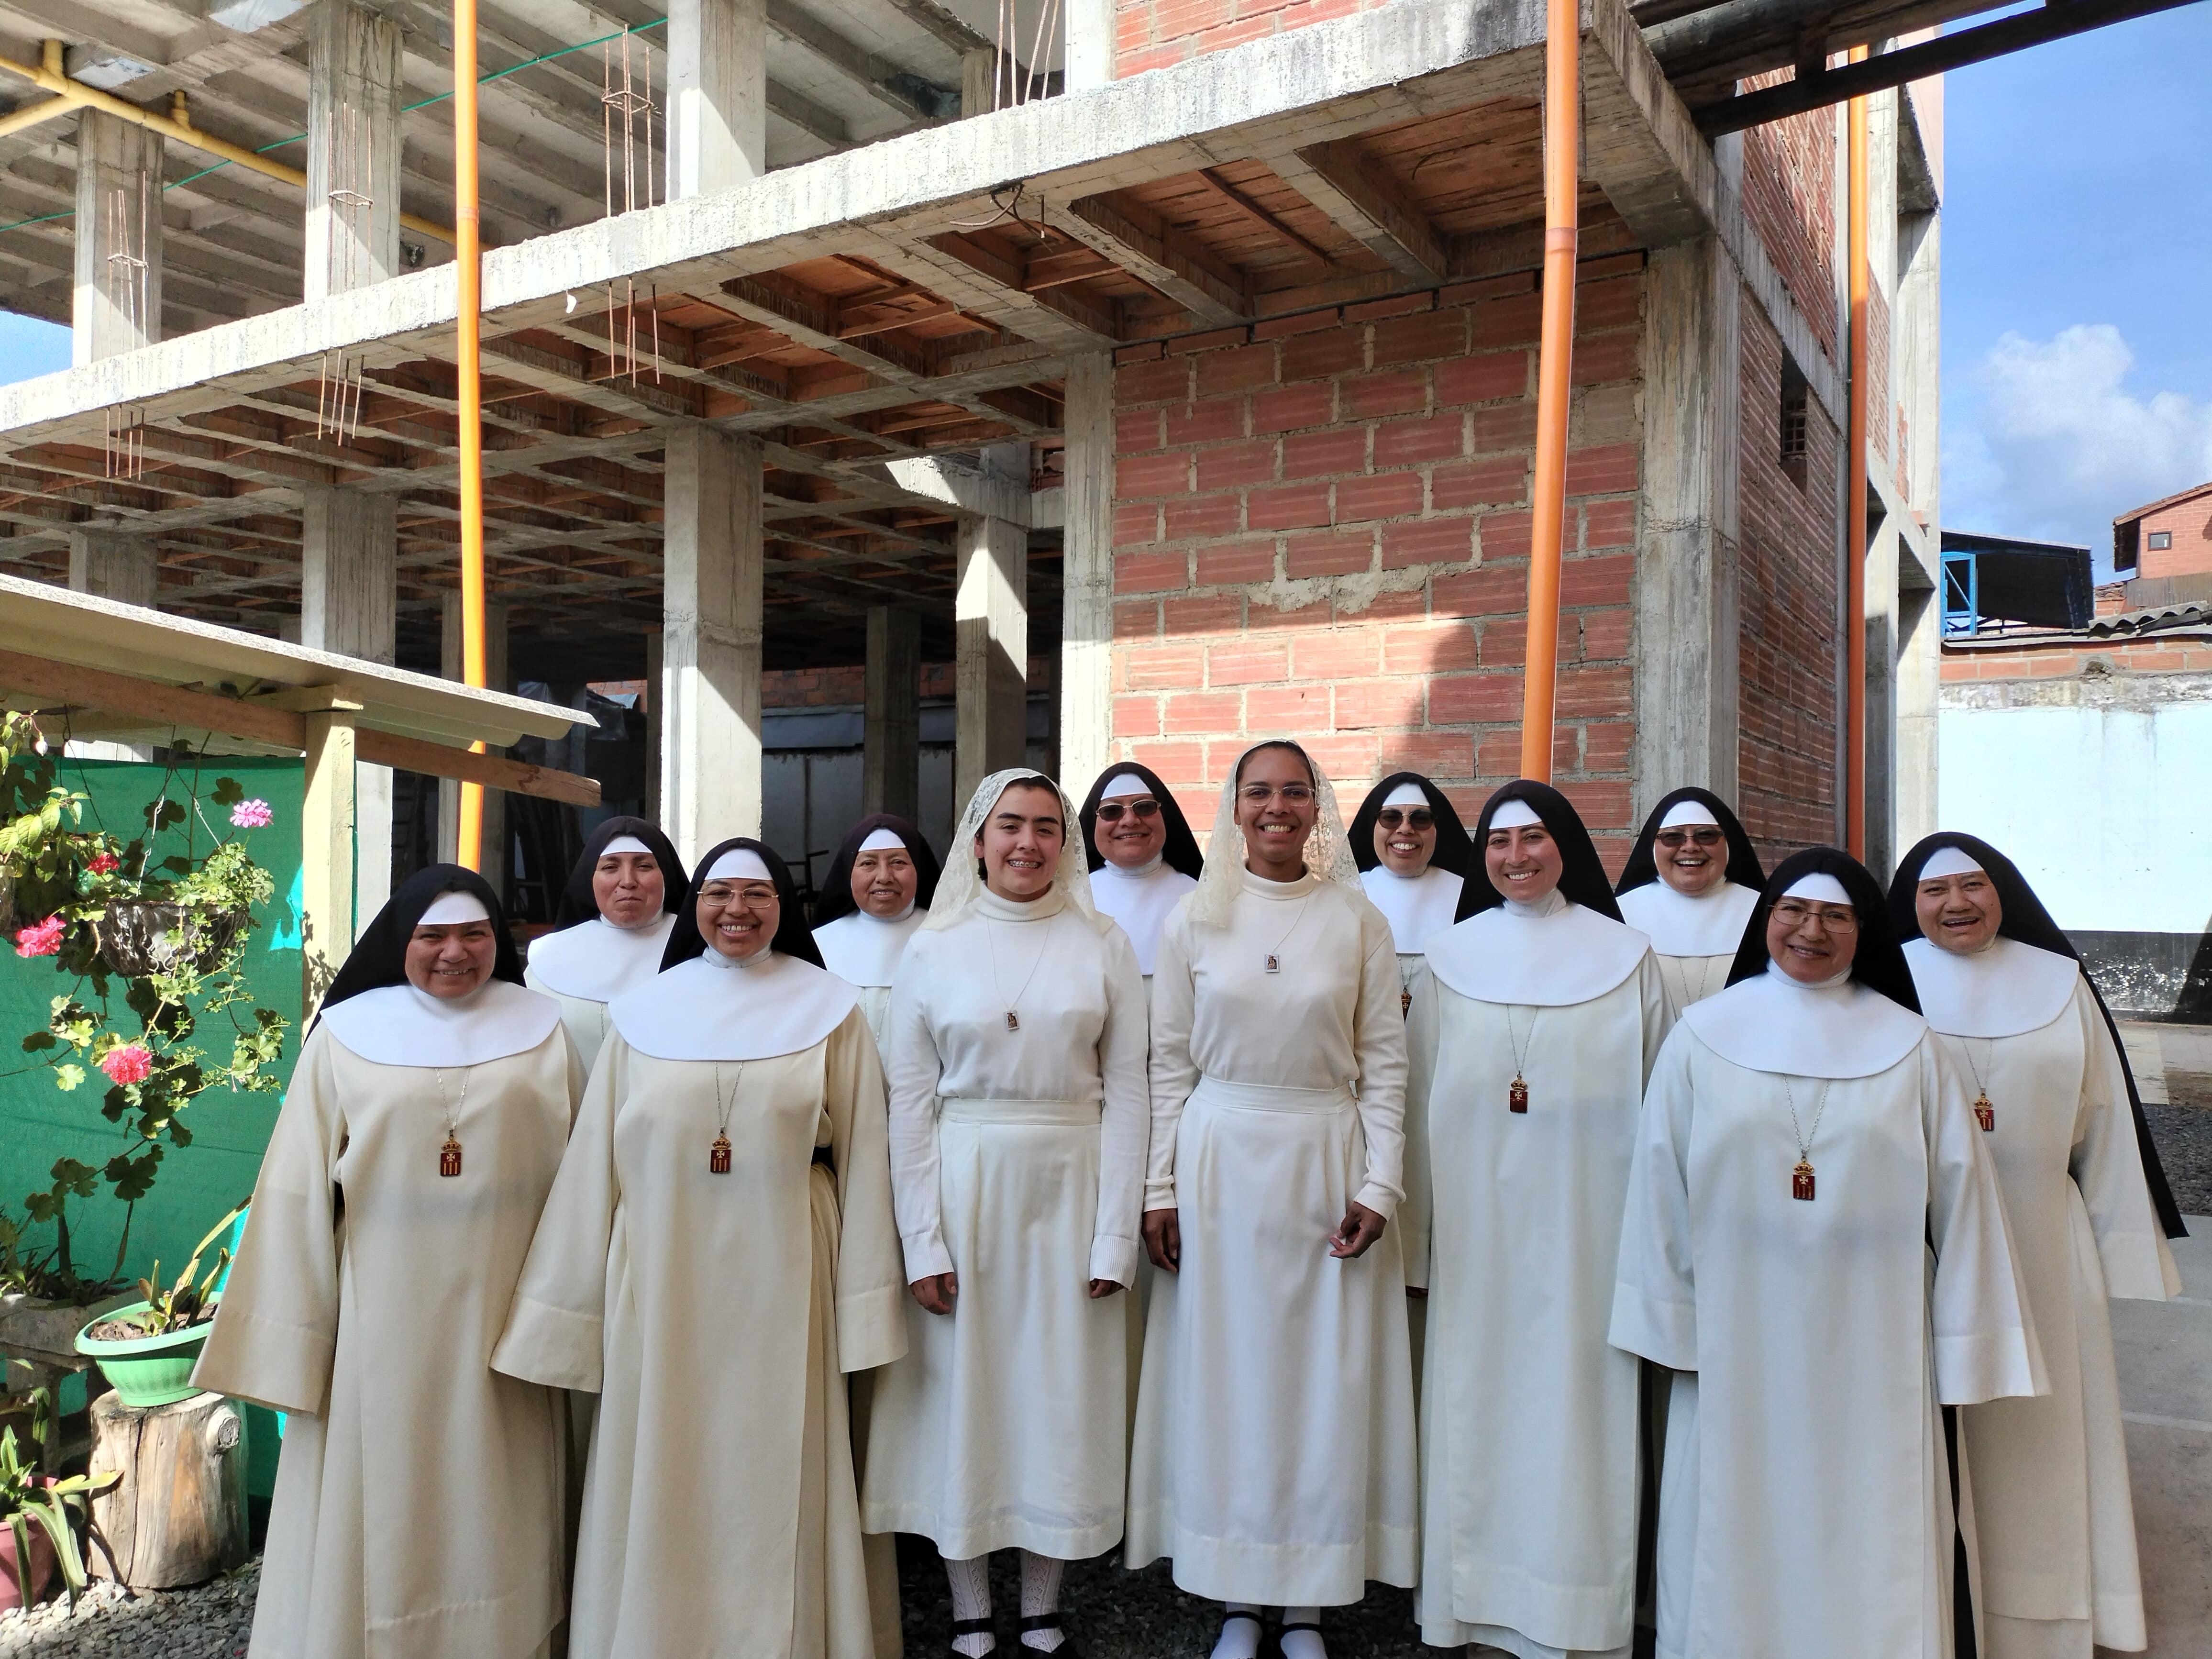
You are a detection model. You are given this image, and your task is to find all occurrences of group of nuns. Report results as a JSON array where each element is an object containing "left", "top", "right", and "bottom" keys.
[{"left": 188, "top": 738, "right": 2185, "bottom": 1659}]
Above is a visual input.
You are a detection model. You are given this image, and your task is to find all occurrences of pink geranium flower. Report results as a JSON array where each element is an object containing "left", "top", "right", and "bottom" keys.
[
  {"left": 100, "top": 1044, "right": 154, "bottom": 1086},
  {"left": 13, "top": 915, "right": 65, "bottom": 957},
  {"left": 230, "top": 799, "right": 273, "bottom": 829},
  {"left": 86, "top": 852, "right": 120, "bottom": 875}
]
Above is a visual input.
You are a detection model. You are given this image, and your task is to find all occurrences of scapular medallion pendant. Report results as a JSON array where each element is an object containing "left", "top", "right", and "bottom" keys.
[
  {"left": 1973, "top": 1093, "right": 1995, "bottom": 1133},
  {"left": 439, "top": 1137, "right": 463, "bottom": 1178},
  {"left": 1401, "top": 987, "right": 1412, "bottom": 1017},
  {"left": 1005, "top": 1011, "right": 1020, "bottom": 1032},
  {"left": 709, "top": 1132, "right": 732, "bottom": 1175},
  {"left": 1264, "top": 953, "right": 1281, "bottom": 973},
  {"left": 1792, "top": 1161, "right": 1816, "bottom": 1201},
  {"left": 1508, "top": 1075, "right": 1529, "bottom": 1114}
]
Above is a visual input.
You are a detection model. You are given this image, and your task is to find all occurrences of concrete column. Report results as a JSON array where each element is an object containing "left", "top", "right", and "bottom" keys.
[
  {"left": 66, "top": 530, "right": 158, "bottom": 761},
  {"left": 863, "top": 606, "right": 921, "bottom": 821},
  {"left": 1058, "top": 352, "right": 1114, "bottom": 798},
  {"left": 660, "top": 424, "right": 763, "bottom": 862},
  {"left": 642, "top": 627, "right": 664, "bottom": 827},
  {"left": 299, "top": 708, "right": 357, "bottom": 1016},
  {"left": 300, "top": 487, "right": 397, "bottom": 931},
  {"left": 1861, "top": 519, "right": 1902, "bottom": 883},
  {"left": 1633, "top": 237, "right": 1743, "bottom": 816},
  {"left": 961, "top": 47, "right": 996, "bottom": 117},
  {"left": 1065, "top": 0, "right": 1115, "bottom": 90},
  {"left": 666, "top": 0, "right": 766, "bottom": 199},
  {"left": 1893, "top": 579, "right": 1940, "bottom": 857},
  {"left": 955, "top": 443, "right": 1029, "bottom": 810},
  {"left": 72, "top": 110, "right": 162, "bottom": 366},
  {"left": 304, "top": 0, "right": 403, "bottom": 302},
  {"left": 439, "top": 591, "right": 509, "bottom": 889}
]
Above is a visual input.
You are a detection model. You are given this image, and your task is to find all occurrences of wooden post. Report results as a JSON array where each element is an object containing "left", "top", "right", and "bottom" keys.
[
  {"left": 300, "top": 706, "right": 359, "bottom": 1017},
  {"left": 86, "top": 1390, "right": 249, "bottom": 1589}
]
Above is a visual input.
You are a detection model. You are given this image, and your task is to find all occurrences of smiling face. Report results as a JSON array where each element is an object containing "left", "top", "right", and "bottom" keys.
[
  {"left": 976, "top": 783, "right": 1063, "bottom": 902},
  {"left": 1484, "top": 818, "right": 1563, "bottom": 904},
  {"left": 593, "top": 851, "right": 666, "bottom": 928},
  {"left": 851, "top": 845, "right": 919, "bottom": 918},
  {"left": 1093, "top": 787, "right": 1167, "bottom": 870},
  {"left": 1236, "top": 745, "right": 1318, "bottom": 880},
  {"left": 1373, "top": 798, "right": 1438, "bottom": 878},
  {"left": 1654, "top": 823, "right": 1728, "bottom": 896},
  {"left": 1915, "top": 869, "right": 2003, "bottom": 955},
  {"left": 404, "top": 919, "right": 498, "bottom": 998},
  {"left": 697, "top": 873, "right": 780, "bottom": 961},
  {"left": 1766, "top": 895, "right": 1862, "bottom": 984}
]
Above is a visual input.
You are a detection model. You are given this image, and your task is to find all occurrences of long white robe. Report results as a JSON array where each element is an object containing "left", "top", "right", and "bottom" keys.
[
  {"left": 1125, "top": 869, "right": 1417, "bottom": 1606},
  {"left": 815, "top": 907, "right": 929, "bottom": 1043},
  {"left": 1610, "top": 1014, "right": 2045, "bottom": 1659},
  {"left": 1616, "top": 881, "right": 1760, "bottom": 1019},
  {"left": 1088, "top": 859, "right": 1198, "bottom": 979},
  {"left": 862, "top": 887, "right": 1148, "bottom": 1558},
  {"left": 524, "top": 912, "right": 678, "bottom": 1071},
  {"left": 1401, "top": 903, "right": 1670, "bottom": 1658},
  {"left": 490, "top": 1012, "right": 906, "bottom": 1659},
  {"left": 193, "top": 1020, "right": 582, "bottom": 1659},
  {"left": 1908, "top": 950, "right": 2179, "bottom": 1659}
]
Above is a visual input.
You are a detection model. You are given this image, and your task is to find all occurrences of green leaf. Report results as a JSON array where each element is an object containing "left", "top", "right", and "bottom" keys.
[
  {"left": 20, "top": 1031, "right": 54, "bottom": 1052},
  {"left": 209, "top": 777, "right": 244, "bottom": 806},
  {"left": 54, "top": 1064, "right": 83, "bottom": 1092}
]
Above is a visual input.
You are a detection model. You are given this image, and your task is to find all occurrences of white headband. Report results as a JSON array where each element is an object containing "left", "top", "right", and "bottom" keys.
[
  {"left": 1382, "top": 781, "right": 1430, "bottom": 808},
  {"left": 1489, "top": 798, "right": 1543, "bottom": 830},
  {"left": 599, "top": 835, "right": 652, "bottom": 858},
  {"left": 1919, "top": 847, "right": 1985, "bottom": 881},
  {"left": 417, "top": 890, "right": 491, "bottom": 926},
  {"left": 1781, "top": 873, "right": 1852, "bottom": 905},
  {"left": 1659, "top": 800, "right": 1721, "bottom": 831},
  {"left": 857, "top": 828, "right": 908, "bottom": 854},
  {"left": 1100, "top": 772, "right": 1151, "bottom": 800},
  {"left": 706, "top": 847, "right": 775, "bottom": 883}
]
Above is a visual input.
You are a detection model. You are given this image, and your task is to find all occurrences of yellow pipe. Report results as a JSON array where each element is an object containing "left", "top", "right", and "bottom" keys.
[
  {"left": 1845, "top": 47, "right": 1869, "bottom": 859},
  {"left": 454, "top": 0, "right": 489, "bottom": 871},
  {"left": 0, "top": 42, "right": 455, "bottom": 244},
  {"left": 1519, "top": 0, "right": 1579, "bottom": 784}
]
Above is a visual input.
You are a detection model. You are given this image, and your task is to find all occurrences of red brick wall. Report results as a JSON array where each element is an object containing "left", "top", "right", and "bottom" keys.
[
  {"left": 1940, "top": 636, "right": 2212, "bottom": 682},
  {"left": 1741, "top": 83, "right": 1839, "bottom": 361},
  {"left": 1106, "top": 258, "right": 1645, "bottom": 860},
  {"left": 1114, "top": 0, "right": 1379, "bottom": 76},
  {"left": 2137, "top": 489, "right": 2212, "bottom": 580},
  {"left": 1736, "top": 294, "right": 1843, "bottom": 860}
]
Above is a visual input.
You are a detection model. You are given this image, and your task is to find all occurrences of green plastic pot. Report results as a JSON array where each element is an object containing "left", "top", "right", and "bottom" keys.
[{"left": 73, "top": 1296, "right": 221, "bottom": 1410}]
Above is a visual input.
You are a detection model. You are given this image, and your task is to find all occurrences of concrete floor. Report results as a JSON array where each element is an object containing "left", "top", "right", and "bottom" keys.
[{"left": 2112, "top": 1213, "right": 2212, "bottom": 1658}]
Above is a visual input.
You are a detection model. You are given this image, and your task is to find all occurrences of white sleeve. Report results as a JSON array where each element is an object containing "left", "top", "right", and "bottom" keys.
[
  {"left": 1349, "top": 903, "right": 1411, "bottom": 1217},
  {"left": 1091, "top": 928, "right": 1151, "bottom": 1286},
  {"left": 1145, "top": 908, "right": 1199, "bottom": 1211},
  {"left": 1925, "top": 1037, "right": 2046, "bottom": 1405},
  {"left": 2067, "top": 977, "right": 2181, "bottom": 1299},
  {"left": 883, "top": 945, "right": 953, "bottom": 1282},
  {"left": 1399, "top": 964, "right": 1441, "bottom": 1290},
  {"left": 1609, "top": 1023, "right": 1699, "bottom": 1370}
]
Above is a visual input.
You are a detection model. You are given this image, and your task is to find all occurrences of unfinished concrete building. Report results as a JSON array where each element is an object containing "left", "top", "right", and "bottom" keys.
[{"left": 0, "top": 0, "right": 2012, "bottom": 924}]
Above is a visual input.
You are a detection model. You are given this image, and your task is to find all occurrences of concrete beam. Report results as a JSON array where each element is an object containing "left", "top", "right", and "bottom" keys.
[
  {"left": 863, "top": 604, "right": 922, "bottom": 820},
  {"left": 1045, "top": 195, "right": 1251, "bottom": 325},
  {"left": 660, "top": 424, "right": 764, "bottom": 856},
  {"left": 304, "top": 0, "right": 403, "bottom": 302},
  {"left": 1281, "top": 139, "right": 1449, "bottom": 284}
]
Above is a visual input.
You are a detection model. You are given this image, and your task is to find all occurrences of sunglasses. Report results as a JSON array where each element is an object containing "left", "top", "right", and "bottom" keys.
[
  {"left": 1376, "top": 807, "right": 1435, "bottom": 831},
  {"left": 1095, "top": 799, "right": 1161, "bottom": 822},
  {"left": 1655, "top": 828, "right": 1725, "bottom": 849}
]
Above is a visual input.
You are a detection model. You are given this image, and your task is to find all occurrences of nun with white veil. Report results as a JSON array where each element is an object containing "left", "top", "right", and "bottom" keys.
[
  {"left": 815, "top": 814, "right": 943, "bottom": 1044},
  {"left": 193, "top": 866, "right": 581, "bottom": 1659},
  {"left": 1400, "top": 779, "right": 1670, "bottom": 1659},
  {"left": 1613, "top": 789, "right": 1765, "bottom": 1017},
  {"left": 491, "top": 839, "right": 906, "bottom": 1659},
  {"left": 1125, "top": 739, "right": 1417, "bottom": 1659},
  {"left": 862, "top": 770, "right": 1149, "bottom": 1657},
  {"left": 522, "top": 818, "right": 688, "bottom": 1070},
  {"left": 1348, "top": 772, "right": 1475, "bottom": 1008},
  {"left": 1891, "top": 833, "right": 2182, "bottom": 1659},
  {"left": 1610, "top": 847, "right": 2043, "bottom": 1659}
]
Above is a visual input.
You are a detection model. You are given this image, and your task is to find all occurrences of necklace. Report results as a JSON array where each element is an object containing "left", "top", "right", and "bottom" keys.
[
  {"left": 1782, "top": 1075, "right": 1831, "bottom": 1200},
  {"left": 1261, "top": 894, "right": 1315, "bottom": 974},
  {"left": 1681, "top": 954, "right": 1719, "bottom": 1008},
  {"left": 985, "top": 912, "right": 1055, "bottom": 1032},
  {"left": 1958, "top": 1039, "right": 1996, "bottom": 1132},
  {"left": 432, "top": 1067, "right": 469, "bottom": 1177},
  {"left": 709, "top": 1061, "right": 745, "bottom": 1173},
  {"left": 1504, "top": 1006, "right": 1535, "bottom": 1113}
]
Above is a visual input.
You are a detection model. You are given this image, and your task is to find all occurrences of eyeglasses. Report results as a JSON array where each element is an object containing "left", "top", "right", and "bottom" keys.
[
  {"left": 1770, "top": 900, "right": 1858, "bottom": 932},
  {"left": 1240, "top": 784, "right": 1314, "bottom": 804},
  {"left": 1655, "top": 828, "right": 1725, "bottom": 849},
  {"left": 1095, "top": 799, "right": 1161, "bottom": 822},
  {"left": 1376, "top": 807, "right": 1434, "bottom": 831},
  {"left": 700, "top": 882, "right": 779, "bottom": 904}
]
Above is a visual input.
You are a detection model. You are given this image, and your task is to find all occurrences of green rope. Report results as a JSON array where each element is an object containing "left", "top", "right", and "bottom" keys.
[{"left": 0, "top": 17, "right": 666, "bottom": 238}]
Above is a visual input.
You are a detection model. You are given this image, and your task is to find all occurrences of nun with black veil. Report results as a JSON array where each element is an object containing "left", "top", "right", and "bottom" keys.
[
  {"left": 194, "top": 867, "right": 583, "bottom": 1659},
  {"left": 1614, "top": 788, "right": 1766, "bottom": 1016},
  {"left": 492, "top": 839, "right": 906, "bottom": 1659},
  {"left": 1610, "top": 848, "right": 2043, "bottom": 1659},
  {"left": 1077, "top": 761, "right": 1203, "bottom": 989},
  {"left": 523, "top": 817, "right": 688, "bottom": 1070},
  {"left": 813, "top": 813, "right": 942, "bottom": 1044},
  {"left": 1890, "top": 832, "right": 2181, "bottom": 1659},
  {"left": 1349, "top": 771, "right": 1474, "bottom": 1003},
  {"left": 1399, "top": 780, "right": 1669, "bottom": 1659}
]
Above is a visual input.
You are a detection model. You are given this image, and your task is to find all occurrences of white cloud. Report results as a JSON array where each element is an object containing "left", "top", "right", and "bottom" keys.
[{"left": 1942, "top": 324, "right": 2212, "bottom": 562}]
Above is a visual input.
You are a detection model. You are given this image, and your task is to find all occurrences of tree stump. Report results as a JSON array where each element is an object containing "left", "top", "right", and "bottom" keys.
[{"left": 86, "top": 1388, "right": 249, "bottom": 1589}]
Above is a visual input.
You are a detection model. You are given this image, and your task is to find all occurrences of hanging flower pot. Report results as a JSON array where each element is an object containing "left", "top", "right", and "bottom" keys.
[{"left": 97, "top": 901, "right": 244, "bottom": 979}]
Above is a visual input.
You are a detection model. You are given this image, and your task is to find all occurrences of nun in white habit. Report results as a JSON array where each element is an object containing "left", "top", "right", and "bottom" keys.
[
  {"left": 193, "top": 867, "right": 580, "bottom": 1659},
  {"left": 1349, "top": 772, "right": 1474, "bottom": 1008},
  {"left": 1891, "top": 833, "right": 2182, "bottom": 1659},
  {"left": 1613, "top": 790, "right": 1765, "bottom": 1017},
  {"left": 1610, "top": 848, "right": 2044, "bottom": 1659},
  {"left": 1077, "top": 762, "right": 1203, "bottom": 987},
  {"left": 491, "top": 839, "right": 907, "bottom": 1659},
  {"left": 524, "top": 817, "right": 688, "bottom": 1071},
  {"left": 1400, "top": 779, "right": 1670, "bottom": 1659},
  {"left": 1126, "top": 739, "right": 1417, "bottom": 1659},
  {"left": 815, "top": 815, "right": 943, "bottom": 1044},
  {"left": 863, "top": 770, "right": 1149, "bottom": 1656}
]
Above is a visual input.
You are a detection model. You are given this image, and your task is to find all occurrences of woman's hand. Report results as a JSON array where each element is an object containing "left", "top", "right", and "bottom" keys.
[
  {"left": 1328, "top": 1202, "right": 1387, "bottom": 1259},
  {"left": 1087, "top": 1279, "right": 1124, "bottom": 1299},
  {"left": 909, "top": 1272, "right": 958, "bottom": 1315},
  {"left": 1143, "top": 1208, "right": 1181, "bottom": 1273}
]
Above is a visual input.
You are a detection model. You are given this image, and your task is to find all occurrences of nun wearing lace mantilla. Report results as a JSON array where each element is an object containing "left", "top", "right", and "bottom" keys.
[
  {"left": 1891, "top": 833, "right": 2181, "bottom": 1659},
  {"left": 524, "top": 817, "right": 687, "bottom": 1070},
  {"left": 861, "top": 771, "right": 1148, "bottom": 1659},
  {"left": 1614, "top": 788, "right": 1765, "bottom": 1017},
  {"left": 194, "top": 867, "right": 582, "bottom": 1659},
  {"left": 1349, "top": 771, "right": 1474, "bottom": 1003},
  {"left": 491, "top": 840, "right": 905, "bottom": 1659},
  {"left": 1125, "top": 740, "right": 1416, "bottom": 1659}
]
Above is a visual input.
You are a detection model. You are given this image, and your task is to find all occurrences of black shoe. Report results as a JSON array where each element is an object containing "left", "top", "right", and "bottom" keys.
[{"left": 1017, "top": 1612, "right": 1083, "bottom": 1657}]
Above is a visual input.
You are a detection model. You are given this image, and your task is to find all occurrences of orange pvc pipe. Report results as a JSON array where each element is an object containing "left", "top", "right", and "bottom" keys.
[
  {"left": 455, "top": 0, "right": 488, "bottom": 871},
  {"left": 1519, "top": 0, "right": 1579, "bottom": 785},
  {"left": 1844, "top": 47, "right": 1869, "bottom": 859}
]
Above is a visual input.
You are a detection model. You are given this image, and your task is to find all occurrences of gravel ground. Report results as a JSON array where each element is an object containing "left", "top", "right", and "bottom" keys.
[
  {"left": 0, "top": 1561, "right": 254, "bottom": 1659},
  {"left": 2146, "top": 1068, "right": 2212, "bottom": 1217}
]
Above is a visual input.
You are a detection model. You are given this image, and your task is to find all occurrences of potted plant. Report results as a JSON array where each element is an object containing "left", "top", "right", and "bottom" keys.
[
  {"left": 0, "top": 1424, "right": 115, "bottom": 1612},
  {"left": 74, "top": 1207, "right": 241, "bottom": 1411}
]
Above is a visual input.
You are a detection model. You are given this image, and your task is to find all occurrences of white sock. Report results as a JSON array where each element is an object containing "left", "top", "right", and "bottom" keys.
[
  {"left": 946, "top": 1554, "right": 994, "bottom": 1657},
  {"left": 1210, "top": 1603, "right": 1264, "bottom": 1659},
  {"left": 1018, "top": 1551, "right": 1064, "bottom": 1650},
  {"left": 1279, "top": 1605, "right": 1326, "bottom": 1659}
]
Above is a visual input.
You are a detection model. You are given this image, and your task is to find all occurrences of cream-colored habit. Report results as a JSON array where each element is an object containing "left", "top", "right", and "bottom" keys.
[{"left": 523, "top": 912, "right": 677, "bottom": 1070}]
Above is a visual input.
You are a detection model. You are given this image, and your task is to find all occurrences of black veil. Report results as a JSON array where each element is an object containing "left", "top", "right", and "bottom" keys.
[
  {"left": 1454, "top": 780, "right": 1622, "bottom": 923},
  {"left": 548, "top": 816, "right": 688, "bottom": 930},
  {"left": 1349, "top": 772, "right": 1476, "bottom": 878},
  {"left": 1616, "top": 787, "right": 1765, "bottom": 896},
  {"left": 1076, "top": 761, "right": 1204, "bottom": 878},
  {"left": 319, "top": 864, "right": 523, "bottom": 1017},
  {"left": 813, "top": 815, "right": 943, "bottom": 925},
  {"left": 661, "top": 838, "right": 824, "bottom": 971},
  {"left": 1723, "top": 847, "right": 1919, "bottom": 1012}
]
